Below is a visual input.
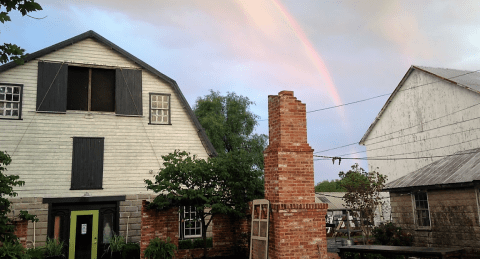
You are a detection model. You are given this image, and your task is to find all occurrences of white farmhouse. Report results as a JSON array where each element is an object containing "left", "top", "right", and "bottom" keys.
[
  {"left": 360, "top": 66, "right": 480, "bottom": 182},
  {"left": 0, "top": 31, "right": 215, "bottom": 258}
]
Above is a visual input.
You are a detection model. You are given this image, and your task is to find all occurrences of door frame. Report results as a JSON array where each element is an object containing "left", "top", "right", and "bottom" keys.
[{"left": 69, "top": 210, "right": 99, "bottom": 259}]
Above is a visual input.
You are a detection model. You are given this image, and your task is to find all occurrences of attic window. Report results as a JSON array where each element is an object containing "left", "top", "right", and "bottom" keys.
[
  {"left": 0, "top": 84, "right": 22, "bottom": 119},
  {"left": 67, "top": 66, "right": 115, "bottom": 112}
]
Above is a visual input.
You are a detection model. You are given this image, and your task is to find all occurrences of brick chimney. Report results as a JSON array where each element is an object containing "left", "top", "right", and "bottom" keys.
[
  {"left": 263, "top": 91, "right": 327, "bottom": 259},
  {"left": 264, "top": 90, "right": 315, "bottom": 204}
]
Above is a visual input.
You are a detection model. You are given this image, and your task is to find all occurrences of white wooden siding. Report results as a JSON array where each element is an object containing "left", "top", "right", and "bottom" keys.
[
  {"left": 0, "top": 38, "right": 209, "bottom": 197},
  {"left": 363, "top": 69, "right": 480, "bottom": 182}
]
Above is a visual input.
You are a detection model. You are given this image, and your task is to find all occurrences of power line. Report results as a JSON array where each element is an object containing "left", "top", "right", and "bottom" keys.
[
  {"left": 337, "top": 126, "right": 480, "bottom": 157},
  {"left": 314, "top": 149, "right": 480, "bottom": 161},
  {"left": 315, "top": 101, "right": 480, "bottom": 154}
]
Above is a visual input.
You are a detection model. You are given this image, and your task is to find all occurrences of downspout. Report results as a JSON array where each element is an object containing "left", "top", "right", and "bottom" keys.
[
  {"left": 33, "top": 221, "right": 36, "bottom": 247},
  {"left": 126, "top": 215, "right": 130, "bottom": 243}
]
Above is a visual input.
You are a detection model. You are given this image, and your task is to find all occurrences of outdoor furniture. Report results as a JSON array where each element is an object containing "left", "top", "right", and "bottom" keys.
[{"left": 338, "top": 245, "right": 465, "bottom": 259}]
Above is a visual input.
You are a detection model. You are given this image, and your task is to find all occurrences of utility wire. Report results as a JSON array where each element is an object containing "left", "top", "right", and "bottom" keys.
[
  {"left": 315, "top": 101, "right": 480, "bottom": 154},
  {"left": 314, "top": 149, "right": 480, "bottom": 161},
  {"left": 337, "top": 127, "right": 480, "bottom": 157}
]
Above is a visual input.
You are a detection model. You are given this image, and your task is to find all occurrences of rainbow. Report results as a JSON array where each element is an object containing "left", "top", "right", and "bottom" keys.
[{"left": 269, "top": 0, "right": 345, "bottom": 115}]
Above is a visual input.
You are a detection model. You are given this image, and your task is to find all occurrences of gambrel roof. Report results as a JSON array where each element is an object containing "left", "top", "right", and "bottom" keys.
[
  {"left": 359, "top": 65, "right": 480, "bottom": 145},
  {"left": 0, "top": 30, "right": 217, "bottom": 156},
  {"left": 385, "top": 148, "right": 480, "bottom": 191}
]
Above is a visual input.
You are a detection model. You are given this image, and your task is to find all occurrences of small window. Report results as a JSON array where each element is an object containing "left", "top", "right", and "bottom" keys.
[
  {"left": 71, "top": 137, "right": 104, "bottom": 190},
  {"left": 150, "top": 93, "right": 170, "bottom": 124},
  {"left": 413, "top": 191, "right": 431, "bottom": 228},
  {"left": 0, "top": 84, "right": 22, "bottom": 119},
  {"left": 180, "top": 206, "right": 202, "bottom": 239}
]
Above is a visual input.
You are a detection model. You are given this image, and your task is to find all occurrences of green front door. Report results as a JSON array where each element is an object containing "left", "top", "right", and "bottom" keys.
[{"left": 69, "top": 210, "right": 99, "bottom": 259}]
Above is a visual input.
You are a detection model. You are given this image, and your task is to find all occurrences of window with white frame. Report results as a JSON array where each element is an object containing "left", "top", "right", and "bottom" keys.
[
  {"left": 413, "top": 191, "right": 431, "bottom": 228},
  {"left": 149, "top": 93, "right": 170, "bottom": 124},
  {"left": 180, "top": 206, "right": 202, "bottom": 239},
  {"left": 0, "top": 84, "right": 22, "bottom": 119}
]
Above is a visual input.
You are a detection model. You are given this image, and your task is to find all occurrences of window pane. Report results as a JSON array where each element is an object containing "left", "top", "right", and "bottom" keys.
[
  {"left": 103, "top": 214, "right": 114, "bottom": 243},
  {"left": 0, "top": 87, "right": 4, "bottom": 93},
  {"left": 54, "top": 216, "right": 62, "bottom": 240}
]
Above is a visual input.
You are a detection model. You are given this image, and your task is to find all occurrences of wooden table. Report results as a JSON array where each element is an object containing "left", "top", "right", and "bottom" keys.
[{"left": 338, "top": 245, "right": 464, "bottom": 259}]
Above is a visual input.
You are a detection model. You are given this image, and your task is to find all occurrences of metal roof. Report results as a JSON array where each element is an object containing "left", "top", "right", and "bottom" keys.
[
  {"left": 315, "top": 192, "right": 348, "bottom": 211},
  {"left": 359, "top": 65, "right": 480, "bottom": 145},
  {"left": 385, "top": 148, "right": 480, "bottom": 191},
  {"left": 0, "top": 30, "right": 217, "bottom": 157}
]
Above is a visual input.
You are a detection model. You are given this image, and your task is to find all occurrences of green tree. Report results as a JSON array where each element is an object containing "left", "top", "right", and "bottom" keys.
[
  {"left": 0, "top": 0, "right": 43, "bottom": 64},
  {"left": 194, "top": 90, "right": 267, "bottom": 200},
  {"left": 146, "top": 150, "right": 254, "bottom": 258},
  {"left": 314, "top": 179, "right": 346, "bottom": 192},
  {"left": 339, "top": 163, "right": 387, "bottom": 244}
]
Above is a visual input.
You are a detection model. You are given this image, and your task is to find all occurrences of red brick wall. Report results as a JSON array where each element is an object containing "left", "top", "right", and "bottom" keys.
[
  {"left": 390, "top": 188, "right": 480, "bottom": 258},
  {"left": 268, "top": 203, "right": 328, "bottom": 259},
  {"left": 264, "top": 90, "right": 315, "bottom": 204},
  {"left": 140, "top": 201, "right": 251, "bottom": 258},
  {"left": 13, "top": 219, "right": 28, "bottom": 248}
]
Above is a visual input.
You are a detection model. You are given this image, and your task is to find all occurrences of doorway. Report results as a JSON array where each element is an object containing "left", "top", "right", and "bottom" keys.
[{"left": 69, "top": 210, "right": 99, "bottom": 259}]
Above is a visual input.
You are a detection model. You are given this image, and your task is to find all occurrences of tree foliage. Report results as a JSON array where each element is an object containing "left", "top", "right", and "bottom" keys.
[
  {"left": 314, "top": 179, "right": 346, "bottom": 192},
  {"left": 193, "top": 90, "right": 267, "bottom": 171},
  {"left": 0, "top": 0, "right": 43, "bottom": 64},
  {"left": 339, "top": 163, "right": 387, "bottom": 244}
]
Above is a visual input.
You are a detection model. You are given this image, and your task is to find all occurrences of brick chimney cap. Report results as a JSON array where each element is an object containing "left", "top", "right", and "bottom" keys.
[{"left": 278, "top": 90, "right": 294, "bottom": 96}]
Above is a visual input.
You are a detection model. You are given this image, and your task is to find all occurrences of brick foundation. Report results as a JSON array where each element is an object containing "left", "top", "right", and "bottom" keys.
[
  {"left": 13, "top": 219, "right": 28, "bottom": 248},
  {"left": 264, "top": 91, "right": 328, "bottom": 259}
]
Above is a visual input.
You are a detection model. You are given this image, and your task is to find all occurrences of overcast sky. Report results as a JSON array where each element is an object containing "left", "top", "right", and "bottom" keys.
[{"left": 3, "top": 0, "right": 480, "bottom": 183}]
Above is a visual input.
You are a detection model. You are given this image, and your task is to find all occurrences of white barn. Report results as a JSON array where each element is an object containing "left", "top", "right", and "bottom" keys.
[
  {"left": 0, "top": 31, "right": 215, "bottom": 257},
  {"left": 360, "top": 66, "right": 480, "bottom": 182}
]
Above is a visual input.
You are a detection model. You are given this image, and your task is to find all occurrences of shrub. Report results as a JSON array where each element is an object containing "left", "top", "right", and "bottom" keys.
[
  {"left": 26, "top": 246, "right": 45, "bottom": 259},
  {"left": 144, "top": 237, "right": 177, "bottom": 259},
  {"left": 178, "top": 238, "right": 213, "bottom": 250},
  {"left": 0, "top": 241, "right": 29, "bottom": 259},
  {"left": 122, "top": 243, "right": 140, "bottom": 259},
  {"left": 373, "top": 222, "right": 413, "bottom": 246},
  {"left": 178, "top": 239, "right": 194, "bottom": 250},
  {"left": 44, "top": 237, "right": 64, "bottom": 257}
]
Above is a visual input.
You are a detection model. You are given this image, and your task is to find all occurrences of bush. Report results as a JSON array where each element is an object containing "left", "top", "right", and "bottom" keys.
[
  {"left": 26, "top": 247, "right": 45, "bottom": 259},
  {"left": 178, "top": 238, "right": 213, "bottom": 250},
  {"left": 122, "top": 243, "right": 140, "bottom": 259},
  {"left": 0, "top": 241, "right": 29, "bottom": 259},
  {"left": 44, "top": 237, "right": 64, "bottom": 257},
  {"left": 373, "top": 222, "right": 413, "bottom": 246},
  {"left": 144, "top": 237, "right": 177, "bottom": 259}
]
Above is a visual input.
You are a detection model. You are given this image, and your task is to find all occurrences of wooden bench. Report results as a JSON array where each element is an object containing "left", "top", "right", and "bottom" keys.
[{"left": 338, "top": 245, "right": 465, "bottom": 259}]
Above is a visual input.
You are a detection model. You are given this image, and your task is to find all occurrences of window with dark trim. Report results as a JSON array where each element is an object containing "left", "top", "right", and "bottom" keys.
[
  {"left": 36, "top": 61, "right": 142, "bottom": 116},
  {"left": 149, "top": 93, "right": 170, "bottom": 124},
  {"left": 413, "top": 191, "right": 431, "bottom": 228},
  {"left": 71, "top": 137, "right": 104, "bottom": 190},
  {"left": 179, "top": 206, "right": 202, "bottom": 239},
  {"left": 0, "top": 84, "right": 22, "bottom": 119}
]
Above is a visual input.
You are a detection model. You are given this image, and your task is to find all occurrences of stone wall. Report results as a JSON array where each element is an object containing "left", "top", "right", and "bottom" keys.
[
  {"left": 120, "top": 194, "right": 157, "bottom": 243},
  {"left": 390, "top": 188, "right": 480, "bottom": 258}
]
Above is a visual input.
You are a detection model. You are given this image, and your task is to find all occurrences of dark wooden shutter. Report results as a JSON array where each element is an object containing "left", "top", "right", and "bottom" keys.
[
  {"left": 71, "top": 137, "right": 104, "bottom": 190},
  {"left": 115, "top": 69, "right": 142, "bottom": 115},
  {"left": 36, "top": 61, "right": 68, "bottom": 112}
]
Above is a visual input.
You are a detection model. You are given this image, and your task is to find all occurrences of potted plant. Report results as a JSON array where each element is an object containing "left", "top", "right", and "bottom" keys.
[
  {"left": 144, "top": 237, "right": 177, "bottom": 259},
  {"left": 45, "top": 237, "right": 65, "bottom": 259},
  {"left": 106, "top": 234, "right": 125, "bottom": 259}
]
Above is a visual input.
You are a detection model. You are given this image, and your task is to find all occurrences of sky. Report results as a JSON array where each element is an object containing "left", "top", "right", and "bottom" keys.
[{"left": 2, "top": 0, "right": 480, "bottom": 183}]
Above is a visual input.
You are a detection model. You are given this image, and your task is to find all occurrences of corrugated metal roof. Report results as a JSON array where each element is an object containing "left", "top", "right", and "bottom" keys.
[
  {"left": 385, "top": 148, "right": 480, "bottom": 190},
  {"left": 359, "top": 66, "right": 480, "bottom": 145},
  {"left": 315, "top": 192, "right": 348, "bottom": 210}
]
